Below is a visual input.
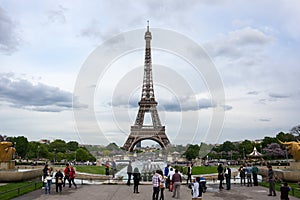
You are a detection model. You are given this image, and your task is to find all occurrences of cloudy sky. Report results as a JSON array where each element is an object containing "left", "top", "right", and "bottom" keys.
[{"left": 0, "top": 0, "right": 299, "bottom": 146}]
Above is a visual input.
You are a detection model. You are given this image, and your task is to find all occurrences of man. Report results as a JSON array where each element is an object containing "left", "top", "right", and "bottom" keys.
[
  {"left": 164, "top": 164, "right": 170, "bottom": 189},
  {"left": 172, "top": 169, "right": 182, "bottom": 199},
  {"left": 268, "top": 165, "right": 276, "bottom": 196},
  {"left": 246, "top": 164, "right": 252, "bottom": 187},
  {"left": 127, "top": 161, "right": 132, "bottom": 186},
  {"left": 252, "top": 164, "right": 259, "bottom": 186},
  {"left": 63, "top": 163, "right": 70, "bottom": 187},
  {"left": 152, "top": 170, "right": 162, "bottom": 200},
  {"left": 224, "top": 165, "right": 231, "bottom": 190},
  {"left": 111, "top": 160, "right": 116, "bottom": 179},
  {"left": 186, "top": 163, "right": 192, "bottom": 185}
]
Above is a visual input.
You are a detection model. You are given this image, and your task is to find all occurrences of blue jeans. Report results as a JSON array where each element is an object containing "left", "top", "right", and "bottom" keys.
[
  {"left": 45, "top": 180, "right": 51, "bottom": 194},
  {"left": 152, "top": 187, "right": 159, "bottom": 200}
]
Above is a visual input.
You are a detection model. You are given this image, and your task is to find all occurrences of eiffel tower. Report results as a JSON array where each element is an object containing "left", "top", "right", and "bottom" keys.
[{"left": 123, "top": 22, "right": 171, "bottom": 151}]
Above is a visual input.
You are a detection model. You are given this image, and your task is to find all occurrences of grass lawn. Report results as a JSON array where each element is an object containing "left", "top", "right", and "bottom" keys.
[
  {"left": 191, "top": 166, "right": 218, "bottom": 175},
  {"left": 259, "top": 181, "right": 300, "bottom": 198},
  {"left": 75, "top": 165, "right": 106, "bottom": 174},
  {"left": 0, "top": 181, "right": 43, "bottom": 200}
]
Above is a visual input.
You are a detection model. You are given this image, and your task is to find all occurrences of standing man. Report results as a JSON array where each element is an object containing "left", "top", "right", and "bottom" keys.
[
  {"left": 111, "top": 160, "right": 116, "bottom": 179},
  {"left": 63, "top": 163, "right": 70, "bottom": 187},
  {"left": 152, "top": 170, "right": 162, "bottom": 200},
  {"left": 252, "top": 164, "right": 259, "bottom": 186},
  {"left": 268, "top": 165, "right": 276, "bottom": 196},
  {"left": 172, "top": 169, "right": 182, "bottom": 199},
  {"left": 127, "top": 161, "right": 132, "bottom": 186},
  {"left": 164, "top": 164, "right": 170, "bottom": 189},
  {"left": 224, "top": 165, "right": 231, "bottom": 190},
  {"left": 186, "top": 163, "right": 192, "bottom": 185},
  {"left": 217, "top": 164, "right": 224, "bottom": 190},
  {"left": 246, "top": 164, "right": 252, "bottom": 187}
]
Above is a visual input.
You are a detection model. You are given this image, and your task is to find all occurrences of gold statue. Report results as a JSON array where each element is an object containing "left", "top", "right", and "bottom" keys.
[
  {"left": 0, "top": 141, "right": 16, "bottom": 162},
  {"left": 279, "top": 140, "right": 300, "bottom": 161}
]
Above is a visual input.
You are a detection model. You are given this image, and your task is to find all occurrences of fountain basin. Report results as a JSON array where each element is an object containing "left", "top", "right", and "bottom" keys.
[
  {"left": 258, "top": 163, "right": 300, "bottom": 182},
  {"left": 0, "top": 168, "right": 42, "bottom": 182}
]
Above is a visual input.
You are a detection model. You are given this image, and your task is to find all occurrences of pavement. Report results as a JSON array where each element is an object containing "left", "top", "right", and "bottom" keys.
[{"left": 12, "top": 183, "right": 299, "bottom": 200}]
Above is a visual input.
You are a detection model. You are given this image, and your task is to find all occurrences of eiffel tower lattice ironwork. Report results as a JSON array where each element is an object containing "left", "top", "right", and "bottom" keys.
[{"left": 123, "top": 23, "right": 171, "bottom": 151}]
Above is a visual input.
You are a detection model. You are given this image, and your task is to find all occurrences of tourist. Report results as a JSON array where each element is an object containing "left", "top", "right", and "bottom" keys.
[
  {"left": 164, "top": 164, "right": 170, "bottom": 189},
  {"left": 199, "top": 176, "right": 207, "bottom": 193},
  {"left": 172, "top": 169, "right": 182, "bottom": 199},
  {"left": 267, "top": 165, "right": 276, "bottom": 196},
  {"left": 217, "top": 164, "right": 224, "bottom": 190},
  {"left": 152, "top": 170, "right": 162, "bottom": 200},
  {"left": 246, "top": 164, "right": 252, "bottom": 187},
  {"left": 168, "top": 167, "right": 175, "bottom": 192},
  {"left": 252, "top": 164, "right": 259, "bottom": 186},
  {"left": 105, "top": 161, "right": 110, "bottom": 176},
  {"left": 132, "top": 167, "right": 141, "bottom": 194},
  {"left": 186, "top": 163, "right": 192, "bottom": 185},
  {"left": 63, "top": 163, "right": 70, "bottom": 187},
  {"left": 157, "top": 170, "right": 165, "bottom": 200},
  {"left": 224, "top": 165, "right": 231, "bottom": 190},
  {"left": 280, "top": 182, "right": 290, "bottom": 200},
  {"left": 42, "top": 164, "right": 48, "bottom": 188},
  {"left": 44, "top": 167, "right": 53, "bottom": 194},
  {"left": 239, "top": 165, "right": 246, "bottom": 186},
  {"left": 55, "top": 169, "right": 64, "bottom": 192},
  {"left": 127, "top": 161, "right": 132, "bottom": 186},
  {"left": 191, "top": 177, "right": 199, "bottom": 200},
  {"left": 69, "top": 166, "right": 77, "bottom": 189},
  {"left": 111, "top": 160, "right": 116, "bottom": 179}
]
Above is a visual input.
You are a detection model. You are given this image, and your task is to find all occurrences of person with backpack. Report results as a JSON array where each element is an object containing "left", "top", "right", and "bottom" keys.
[
  {"left": 63, "top": 163, "right": 70, "bottom": 187},
  {"left": 252, "top": 164, "right": 259, "bottom": 186}
]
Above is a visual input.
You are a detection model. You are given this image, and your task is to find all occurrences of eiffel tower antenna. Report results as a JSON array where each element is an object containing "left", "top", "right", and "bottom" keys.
[{"left": 123, "top": 22, "right": 171, "bottom": 151}]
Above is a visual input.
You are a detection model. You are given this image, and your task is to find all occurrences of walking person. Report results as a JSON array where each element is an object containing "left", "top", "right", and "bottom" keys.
[
  {"left": 168, "top": 168, "right": 175, "bottom": 192},
  {"left": 267, "top": 165, "right": 276, "bottom": 196},
  {"left": 55, "top": 169, "right": 64, "bottom": 193},
  {"left": 63, "top": 163, "right": 70, "bottom": 187},
  {"left": 127, "top": 161, "right": 132, "bottom": 186},
  {"left": 280, "top": 182, "right": 290, "bottom": 200},
  {"left": 132, "top": 167, "right": 141, "bottom": 194},
  {"left": 186, "top": 163, "right": 192, "bottom": 185},
  {"left": 157, "top": 170, "right": 165, "bottom": 200},
  {"left": 152, "top": 170, "right": 162, "bottom": 200},
  {"left": 164, "top": 164, "right": 170, "bottom": 189},
  {"left": 239, "top": 165, "right": 246, "bottom": 186},
  {"left": 217, "top": 164, "right": 224, "bottom": 190},
  {"left": 105, "top": 161, "right": 110, "bottom": 176},
  {"left": 111, "top": 160, "right": 116, "bottom": 179},
  {"left": 44, "top": 167, "right": 53, "bottom": 194},
  {"left": 252, "top": 164, "right": 259, "bottom": 186},
  {"left": 224, "top": 165, "right": 231, "bottom": 190},
  {"left": 246, "top": 164, "right": 252, "bottom": 187},
  {"left": 172, "top": 169, "right": 182, "bottom": 199},
  {"left": 69, "top": 166, "right": 77, "bottom": 189}
]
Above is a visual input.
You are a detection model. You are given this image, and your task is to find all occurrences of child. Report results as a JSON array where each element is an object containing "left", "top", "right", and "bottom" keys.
[{"left": 280, "top": 182, "right": 290, "bottom": 200}]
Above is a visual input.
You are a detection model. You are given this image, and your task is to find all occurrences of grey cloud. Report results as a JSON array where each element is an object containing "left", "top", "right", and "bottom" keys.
[
  {"left": 258, "top": 118, "right": 271, "bottom": 122},
  {"left": 47, "top": 5, "right": 67, "bottom": 24},
  {"left": 0, "top": 6, "right": 20, "bottom": 54},
  {"left": 269, "top": 92, "right": 290, "bottom": 99},
  {"left": 247, "top": 91, "right": 259, "bottom": 95},
  {"left": 0, "top": 73, "right": 82, "bottom": 112}
]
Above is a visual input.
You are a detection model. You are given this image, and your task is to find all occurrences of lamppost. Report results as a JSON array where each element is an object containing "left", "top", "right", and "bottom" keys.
[
  {"left": 37, "top": 145, "right": 40, "bottom": 161},
  {"left": 54, "top": 148, "right": 56, "bottom": 164}
]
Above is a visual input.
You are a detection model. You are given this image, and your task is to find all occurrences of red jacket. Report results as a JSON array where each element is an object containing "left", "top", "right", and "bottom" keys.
[{"left": 69, "top": 167, "right": 76, "bottom": 179}]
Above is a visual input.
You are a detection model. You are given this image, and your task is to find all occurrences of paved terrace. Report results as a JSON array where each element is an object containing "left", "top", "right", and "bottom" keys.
[{"left": 13, "top": 183, "right": 299, "bottom": 200}]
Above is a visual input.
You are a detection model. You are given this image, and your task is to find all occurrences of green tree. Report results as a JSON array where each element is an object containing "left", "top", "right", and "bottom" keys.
[
  {"left": 261, "top": 136, "right": 277, "bottom": 148},
  {"left": 67, "top": 141, "right": 79, "bottom": 151},
  {"left": 238, "top": 140, "right": 253, "bottom": 158},
  {"left": 184, "top": 144, "right": 200, "bottom": 161},
  {"left": 49, "top": 139, "right": 67, "bottom": 153},
  {"left": 7, "top": 136, "right": 29, "bottom": 158},
  {"left": 276, "top": 132, "right": 295, "bottom": 142}
]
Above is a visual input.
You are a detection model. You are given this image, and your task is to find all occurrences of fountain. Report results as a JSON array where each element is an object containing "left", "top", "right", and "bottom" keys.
[{"left": 0, "top": 141, "right": 42, "bottom": 182}]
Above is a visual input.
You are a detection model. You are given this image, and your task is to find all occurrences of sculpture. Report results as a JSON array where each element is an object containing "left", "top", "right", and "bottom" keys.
[
  {"left": 279, "top": 140, "right": 300, "bottom": 161},
  {"left": 0, "top": 141, "right": 16, "bottom": 162}
]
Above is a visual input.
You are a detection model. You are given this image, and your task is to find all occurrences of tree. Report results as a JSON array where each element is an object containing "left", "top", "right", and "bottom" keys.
[
  {"left": 238, "top": 140, "right": 253, "bottom": 158},
  {"left": 219, "top": 141, "right": 236, "bottom": 152},
  {"left": 263, "top": 143, "right": 286, "bottom": 159},
  {"left": 67, "top": 141, "right": 79, "bottom": 151},
  {"left": 184, "top": 144, "right": 200, "bottom": 161},
  {"left": 261, "top": 136, "right": 277, "bottom": 148},
  {"left": 276, "top": 132, "right": 295, "bottom": 142},
  {"left": 49, "top": 139, "right": 67, "bottom": 153},
  {"left": 7, "top": 136, "right": 29, "bottom": 158},
  {"left": 290, "top": 125, "right": 300, "bottom": 140},
  {"left": 0, "top": 134, "right": 7, "bottom": 141}
]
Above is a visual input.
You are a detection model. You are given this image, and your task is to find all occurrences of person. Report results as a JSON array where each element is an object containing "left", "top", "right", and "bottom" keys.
[
  {"left": 186, "top": 163, "right": 192, "bottom": 185},
  {"left": 246, "top": 164, "right": 252, "bottom": 187},
  {"left": 63, "top": 163, "right": 70, "bottom": 187},
  {"left": 69, "top": 166, "right": 77, "bottom": 189},
  {"left": 152, "top": 170, "right": 162, "bottom": 200},
  {"left": 168, "top": 168, "right": 175, "bottom": 192},
  {"left": 191, "top": 178, "right": 199, "bottom": 200},
  {"left": 42, "top": 164, "right": 48, "bottom": 187},
  {"left": 55, "top": 169, "right": 64, "bottom": 193},
  {"left": 111, "top": 160, "right": 116, "bottom": 179},
  {"left": 280, "top": 182, "right": 290, "bottom": 200},
  {"left": 132, "top": 167, "right": 141, "bottom": 194},
  {"left": 172, "top": 169, "right": 182, "bottom": 199},
  {"left": 164, "top": 164, "right": 170, "bottom": 189},
  {"left": 157, "top": 170, "right": 165, "bottom": 200},
  {"left": 105, "top": 161, "right": 110, "bottom": 176},
  {"left": 224, "top": 165, "right": 231, "bottom": 190},
  {"left": 217, "top": 164, "right": 224, "bottom": 190},
  {"left": 268, "top": 165, "right": 276, "bottom": 196},
  {"left": 199, "top": 176, "right": 207, "bottom": 193},
  {"left": 239, "top": 165, "right": 246, "bottom": 186},
  {"left": 44, "top": 167, "right": 53, "bottom": 194},
  {"left": 127, "top": 161, "right": 132, "bottom": 186},
  {"left": 252, "top": 164, "right": 259, "bottom": 186}
]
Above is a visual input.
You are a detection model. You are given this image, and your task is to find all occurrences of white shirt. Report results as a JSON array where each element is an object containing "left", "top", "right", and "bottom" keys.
[{"left": 192, "top": 182, "right": 199, "bottom": 198}]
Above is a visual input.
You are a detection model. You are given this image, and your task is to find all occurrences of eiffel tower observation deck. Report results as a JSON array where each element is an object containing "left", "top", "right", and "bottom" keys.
[{"left": 123, "top": 22, "right": 171, "bottom": 151}]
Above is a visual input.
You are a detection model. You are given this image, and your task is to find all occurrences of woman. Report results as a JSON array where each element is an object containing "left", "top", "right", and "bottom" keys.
[
  {"left": 132, "top": 167, "right": 141, "bottom": 193},
  {"left": 55, "top": 169, "right": 64, "bottom": 192},
  {"left": 158, "top": 170, "right": 165, "bottom": 200},
  {"left": 45, "top": 167, "right": 53, "bottom": 194},
  {"left": 69, "top": 166, "right": 77, "bottom": 189},
  {"left": 217, "top": 164, "right": 224, "bottom": 190}
]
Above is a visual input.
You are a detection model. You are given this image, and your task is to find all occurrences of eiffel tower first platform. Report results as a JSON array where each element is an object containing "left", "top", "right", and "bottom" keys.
[{"left": 123, "top": 23, "right": 171, "bottom": 152}]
